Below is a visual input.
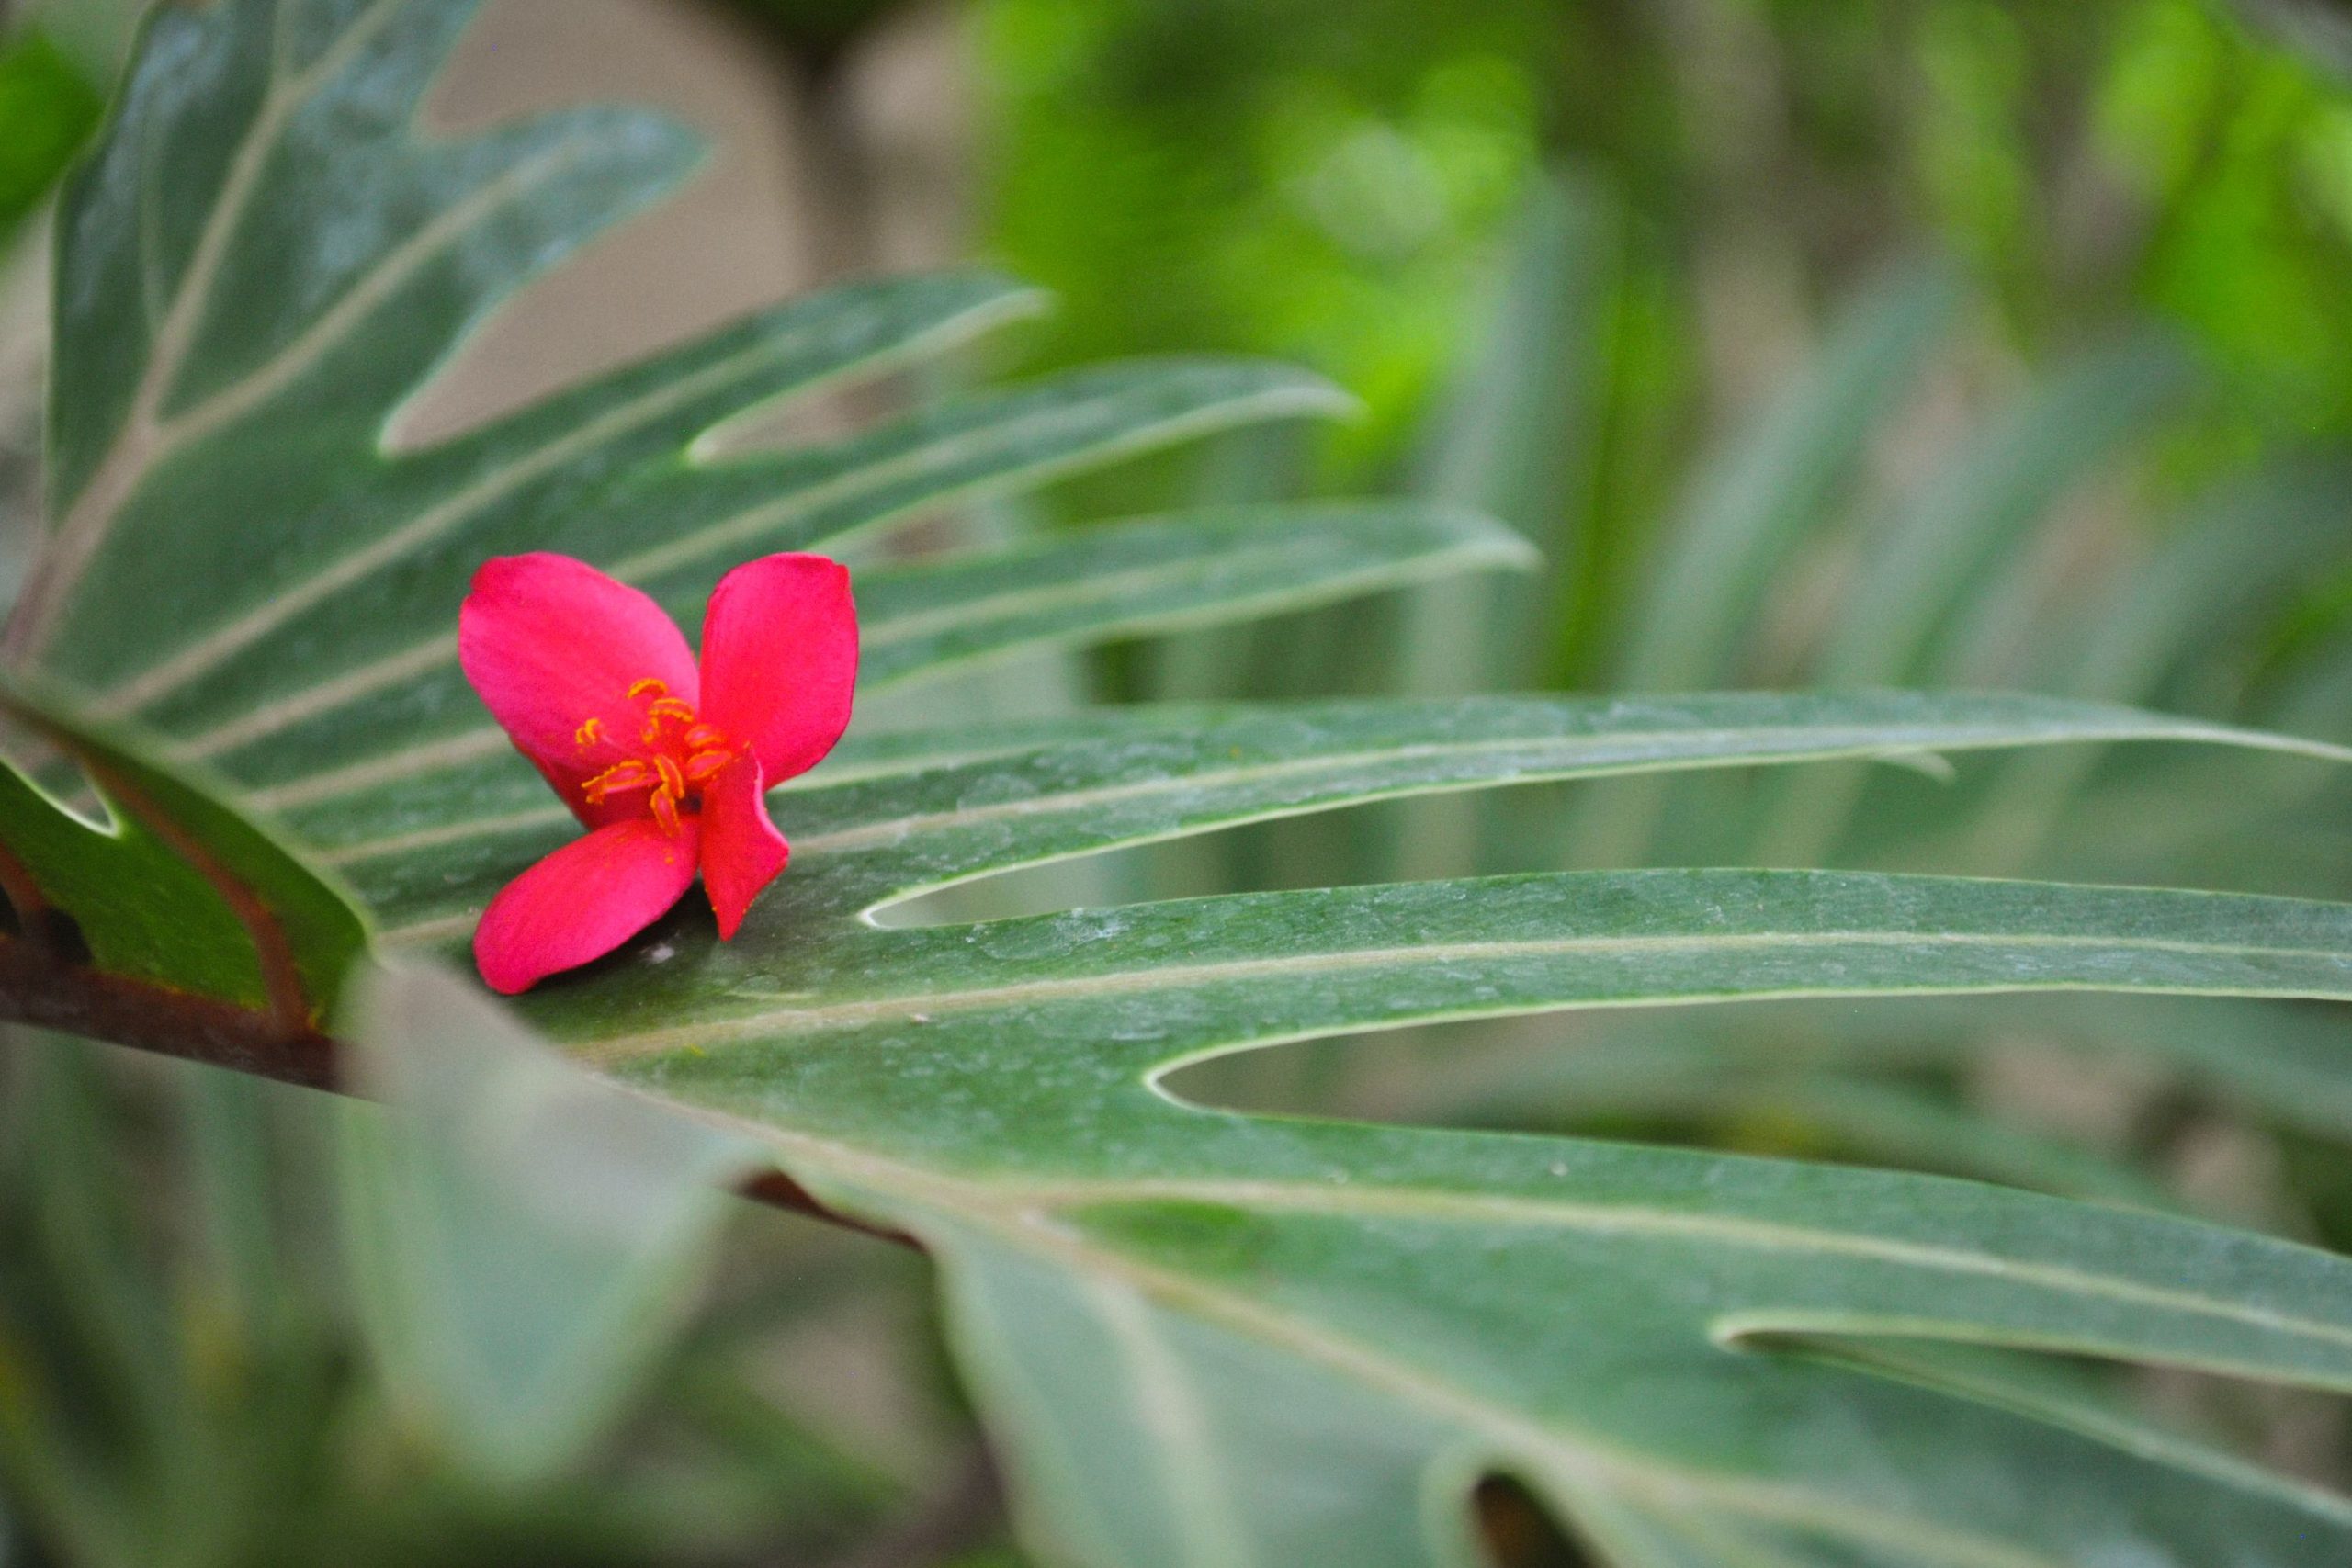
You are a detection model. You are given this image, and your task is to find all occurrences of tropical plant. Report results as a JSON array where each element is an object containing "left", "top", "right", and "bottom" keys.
[
  {"left": 8, "top": 5, "right": 2352, "bottom": 1568},
  {"left": 1184, "top": 171, "right": 2352, "bottom": 1220}
]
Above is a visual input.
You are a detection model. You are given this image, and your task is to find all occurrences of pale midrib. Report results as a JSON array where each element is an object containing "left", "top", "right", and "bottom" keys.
[
  {"left": 771, "top": 724, "right": 2227, "bottom": 859},
  {"left": 11, "top": 0, "right": 408, "bottom": 660},
  {"left": 244, "top": 725, "right": 512, "bottom": 813},
  {"left": 1026, "top": 1176, "right": 2352, "bottom": 1356},
  {"left": 600, "top": 382, "right": 1346, "bottom": 587},
  {"left": 292, "top": 715, "right": 2341, "bottom": 868},
  {"left": 741, "top": 1122, "right": 2090, "bottom": 1568},
  {"left": 574, "top": 927, "right": 2350, "bottom": 1063},
  {"left": 101, "top": 290, "right": 1046, "bottom": 725},
  {"left": 1643, "top": 1509, "right": 1831, "bottom": 1568},
  {"left": 315, "top": 727, "right": 1809, "bottom": 865},
  {"left": 861, "top": 531, "right": 1527, "bottom": 671},
  {"left": 857, "top": 533, "right": 1408, "bottom": 649},
  {"left": 90, "top": 136, "right": 646, "bottom": 722},
  {"left": 259, "top": 706, "right": 1220, "bottom": 818},
  {"left": 175, "top": 634, "right": 456, "bottom": 762},
  {"left": 169, "top": 386, "right": 956, "bottom": 759},
  {"left": 164, "top": 386, "right": 1336, "bottom": 764},
  {"left": 358, "top": 915, "right": 456, "bottom": 948},
  {"left": 174, "top": 141, "right": 595, "bottom": 457},
  {"left": 1726, "top": 1320, "right": 2352, "bottom": 1528},
  {"left": 1078, "top": 1237, "right": 2072, "bottom": 1568},
  {"left": 250, "top": 703, "right": 1023, "bottom": 821},
  {"left": 312, "top": 801, "right": 568, "bottom": 863},
  {"left": 1082, "top": 1277, "right": 1260, "bottom": 1568}
]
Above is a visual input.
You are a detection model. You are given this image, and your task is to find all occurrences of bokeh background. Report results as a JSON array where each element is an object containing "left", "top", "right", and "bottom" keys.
[{"left": 8, "top": 2, "right": 2352, "bottom": 1563}]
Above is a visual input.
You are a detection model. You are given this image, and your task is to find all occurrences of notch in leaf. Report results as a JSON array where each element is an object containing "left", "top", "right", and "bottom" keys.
[{"left": 0, "top": 676, "right": 367, "bottom": 1085}]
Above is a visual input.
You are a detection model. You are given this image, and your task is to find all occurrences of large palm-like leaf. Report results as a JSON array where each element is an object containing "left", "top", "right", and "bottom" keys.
[
  {"left": 14, "top": 5, "right": 2352, "bottom": 1565},
  {"left": 1339, "top": 176, "right": 2352, "bottom": 1234}
]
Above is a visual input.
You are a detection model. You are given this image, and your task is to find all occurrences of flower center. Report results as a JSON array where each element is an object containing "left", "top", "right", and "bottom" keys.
[{"left": 573, "top": 677, "right": 738, "bottom": 835}]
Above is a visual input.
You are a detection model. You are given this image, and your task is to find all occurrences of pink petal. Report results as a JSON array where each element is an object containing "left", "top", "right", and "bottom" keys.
[
  {"left": 474, "top": 817, "right": 702, "bottom": 994},
  {"left": 459, "top": 554, "right": 701, "bottom": 816},
  {"left": 698, "top": 753, "right": 788, "bottom": 940},
  {"left": 698, "top": 553, "right": 858, "bottom": 784}
]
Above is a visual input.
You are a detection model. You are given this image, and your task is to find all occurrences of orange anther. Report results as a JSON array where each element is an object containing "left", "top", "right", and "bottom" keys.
[
  {"left": 684, "top": 750, "right": 732, "bottom": 782},
  {"left": 582, "top": 760, "right": 652, "bottom": 804},
  {"left": 573, "top": 716, "right": 606, "bottom": 750},
  {"left": 650, "top": 789, "right": 681, "bottom": 838},
  {"left": 655, "top": 755, "right": 686, "bottom": 799},
  {"left": 628, "top": 677, "right": 670, "bottom": 699},
  {"left": 685, "top": 724, "right": 727, "bottom": 750},
  {"left": 649, "top": 697, "right": 697, "bottom": 724}
]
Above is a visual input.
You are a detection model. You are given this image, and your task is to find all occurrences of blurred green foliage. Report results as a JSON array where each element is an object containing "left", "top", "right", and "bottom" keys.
[
  {"left": 0, "top": 1037, "right": 989, "bottom": 1568},
  {"left": 978, "top": 0, "right": 2352, "bottom": 481},
  {"left": 966, "top": 0, "right": 2352, "bottom": 1289},
  {"left": 0, "top": 30, "right": 98, "bottom": 243},
  {"left": 978, "top": 0, "right": 1551, "bottom": 467}
]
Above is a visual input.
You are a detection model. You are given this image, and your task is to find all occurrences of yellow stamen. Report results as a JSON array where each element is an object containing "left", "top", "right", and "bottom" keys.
[
  {"left": 651, "top": 790, "right": 681, "bottom": 837},
  {"left": 654, "top": 755, "right": 686, "bottom": 799},
  {"left": 582, "top": 760, "right": 652, "bottom": 804},
  {"left": 685, "top": 724, "right": 727, "bottom": 750},
  {"left": 648, "top": 697, "right": 697, "bottom": 723},
  {"left": 684, "top": 750, "right": 732, "bottom": 783},
  {"left": 628, "top": 678, "right": 669, "bottom": 699},
  {"left": 573, "top": 716, "right": 606, "bottom": 750}
]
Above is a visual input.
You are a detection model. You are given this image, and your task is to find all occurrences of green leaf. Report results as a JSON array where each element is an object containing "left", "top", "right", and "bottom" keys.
[
  {"left": 1466, "top": 991, "right": 2352, "bottom": 1152},
  {"left": 856, "top": 502, "right": 1532, "bottom": 690},
  {"left": 1609, "top": 264, "right": 1961, "bottom": 697},
  {"left": 1962, "top": 458, "right": 2352, "bottom": 872},
  {"left": 0, "top": 0, "right": 1428, "bottom": 1037},
  {"left": 0, "top": 31, "right": 101, "bottom": 236},
  {"left": 1429, "top": 1055, "right": 2185, "bottom": 1211},
  {"left": 1571, "top": 264, "right": 1960, "bottom": 863},
  {"left": 1753, "top": 337, "right": 2199, "bottom": 865},
  {"left": 10, "top": 0, "right": 1353, "bottom": 763},
  {"left": 338, "top": 963, "right": 768, "bottom": 1482},
  {"left": 70, "top": 349, "right": 1346, "bottom": 777},
  {"left": 298, "top": 691, "right": 2342, "bottom": 938},
  {"left": 1383, "top": 171, "right": 1616, "bottom": 883},
  {"left": 0, "top": 1039, "right": 187, "bottom": 1568},
  {"left": 0, "top": 675, "right": 365, "bottom": 1034},
  {"left": 524, "top": 871, "right": 2352, "bottom": 1568},
  {"left": 25, "top": 6, "right": 2352, "bottom": 1566},
  {"left": 343, "top": 705, "right": 2352, "bottom": 1567},
  {"left": 1398, "top": 169, "right": 1615, "bottom": 695},
  {"left": 201, "top": 499, "right": 1516, "bottom": 815}
]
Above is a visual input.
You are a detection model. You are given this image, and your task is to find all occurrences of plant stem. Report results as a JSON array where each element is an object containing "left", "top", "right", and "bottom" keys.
[
  {"left": 0, "top": 939, "right": 338, "bottom": 1089},
  {"left": 0, "top": 965, "right": 920, "bottom": 1247}
]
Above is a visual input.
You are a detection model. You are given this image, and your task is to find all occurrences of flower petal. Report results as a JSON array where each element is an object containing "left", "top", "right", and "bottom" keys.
[
  {"left": 459, "top": 554, "right": 700, "bottom": 814},
  {"left": 698, "top": 753, "right": 788, "bottom": 941},
  {"left": 698, "top": 553, "right": 858, "bottom": 784},
  {"left": 474, "top": 817, "right": 701, "bottom": 994}
]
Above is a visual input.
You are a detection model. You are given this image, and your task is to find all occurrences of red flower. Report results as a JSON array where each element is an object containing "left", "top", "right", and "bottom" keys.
[{"left": 458, "top": 552, "right": 857, "bottom": 994}]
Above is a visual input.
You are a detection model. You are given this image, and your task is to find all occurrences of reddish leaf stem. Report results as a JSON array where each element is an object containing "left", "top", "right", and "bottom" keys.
[
  {"left": 81, "top": 758, "right": 315, "bottom": 1038},
  {"left": 0, "top": 936, "right": 339, "bottom": 1089},
  {"left": 0, "top": 957, "right": 907, "bottom": 1245},
  {"left": 0, "top": 836, "right": 57, "bottom": 948}
]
